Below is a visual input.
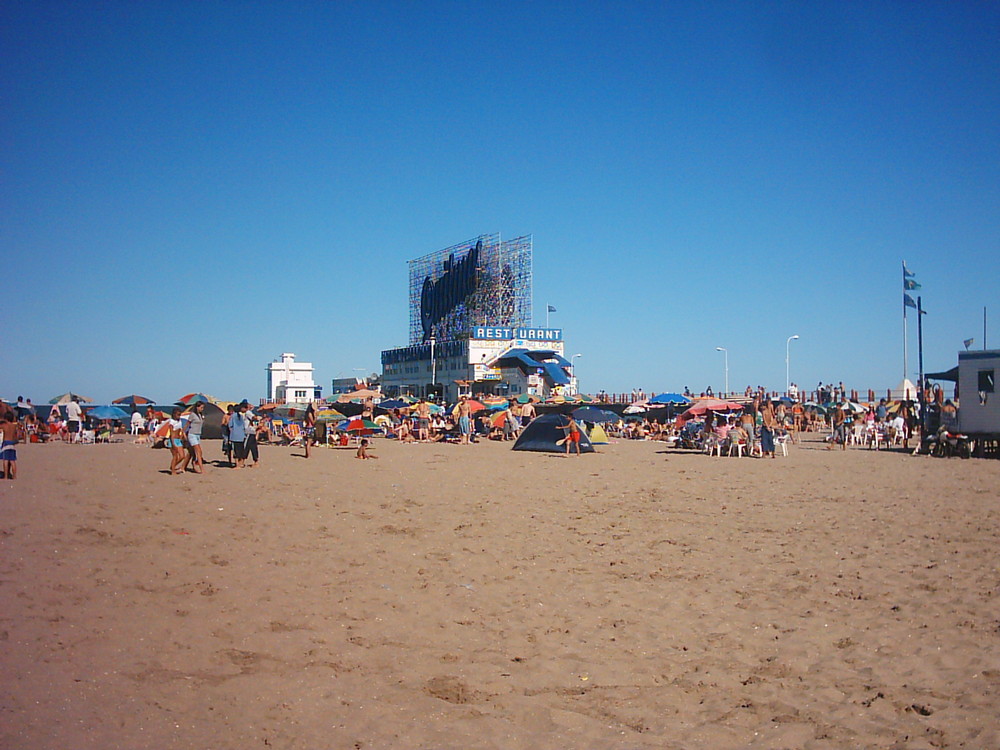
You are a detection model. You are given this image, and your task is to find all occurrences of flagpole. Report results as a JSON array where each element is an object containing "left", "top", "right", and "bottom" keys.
[
  {"left": 903, "top": 261, "right": 908, "bottom": 381},
  {"left": 546, "top": 305, "right": 549, "bottom": 328},
  {"left": 917, "top": 295, "right": 924, "bottom": 394}
]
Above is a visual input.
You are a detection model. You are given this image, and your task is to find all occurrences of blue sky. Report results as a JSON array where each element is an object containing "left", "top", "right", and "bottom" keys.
[{"left": 3, "top": 1, "right": 998, "bottom": 403}]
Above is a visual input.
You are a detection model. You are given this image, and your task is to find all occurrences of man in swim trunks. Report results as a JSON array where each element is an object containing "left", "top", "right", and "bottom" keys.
[
  {"left": 1, "top": 413, "right": 19, "bottom": 479},
  {"left": 561, "top": 415, "right": 582, "bottom": 456},
  {"left": 456, "top": 396, "right": 472, "bottom": 444},
  {"left": 415, "top": 399, "right": 431, "bottom": 442},
  {"left": 66, "top": 397, "right": 83, "bottom": 443}
]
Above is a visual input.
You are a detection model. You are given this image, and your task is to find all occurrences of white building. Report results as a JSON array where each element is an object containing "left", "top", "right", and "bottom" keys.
[
  {"left": 958, "top": 349, "right": 999, "bottom": 434},
  {"left": 266, "top": 353, "right": 320, "bottom": 404}
]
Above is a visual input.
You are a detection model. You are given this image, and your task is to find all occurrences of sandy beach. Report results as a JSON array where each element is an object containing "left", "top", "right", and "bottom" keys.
[{"left": 1, "top": 436, "right": 998, "bottom": 749}]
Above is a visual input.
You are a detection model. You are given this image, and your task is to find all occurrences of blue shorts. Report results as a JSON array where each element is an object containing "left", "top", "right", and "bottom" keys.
[
  {"left": 459, "top": 416, "right": 471, "bottom": 434},
  {"left": 170, "top": 438, "right": 185, "bottom": 448},
  {"left": 187, "top": 434, "right": 201, "bottom": 446},
  {"left": 1, "top": 440, "right": 15, "bottom": 461}
]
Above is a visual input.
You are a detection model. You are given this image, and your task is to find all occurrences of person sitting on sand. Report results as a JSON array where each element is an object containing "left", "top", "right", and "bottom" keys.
[{"left": 355, "top": 437, "right": 378, "bottom": 459}]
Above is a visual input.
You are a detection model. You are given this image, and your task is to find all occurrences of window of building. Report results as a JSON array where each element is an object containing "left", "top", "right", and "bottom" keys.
[
  {"left": 294, "top": 390, "right": 307, "bottom": 398},
  {"left": 978, "top": 368, "right": 995, "bottom": 393}
]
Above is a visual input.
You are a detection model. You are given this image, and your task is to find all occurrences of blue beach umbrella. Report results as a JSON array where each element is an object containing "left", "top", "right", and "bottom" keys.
[
  {"left": 87, "top": 405, "right": 131, "bottom": 421},
  {"left": 649, "top": 392, "right": 691, "bottom": 405}
]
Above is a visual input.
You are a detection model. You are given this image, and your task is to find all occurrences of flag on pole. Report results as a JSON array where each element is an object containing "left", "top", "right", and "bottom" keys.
[
  {"left": 904, "top": 278, "right": 921, "bottom": 290},
  {"left": 547, "top": 305, "right": 557, "bottom": 313},
  {"left": 904, "top": 293, "right": 917, "bottom": 309},
  {"left": 903, "top": 262, "right": 915, "bottom": 278}
]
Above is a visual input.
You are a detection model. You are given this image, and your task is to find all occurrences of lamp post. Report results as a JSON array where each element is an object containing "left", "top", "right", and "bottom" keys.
[
  {"left": 429, "top": 336, "right": 436, "bottom": 395},
  {"left": 715, "top": 347, "right": 728, "bottom": 396},
  {"left": 785, "top": 335, "right": 799, "bottom": 395},
  {"left": 571, "top": 353, "right": 582, "bottom": 394}
]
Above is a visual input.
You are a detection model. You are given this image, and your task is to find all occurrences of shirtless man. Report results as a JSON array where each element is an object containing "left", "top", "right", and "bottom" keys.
[
  {"left": 415, "top": 399, "right": 431, "bottom": 442},
  {"left": 456, "top": 396, "right": 472, "bottom": 444},
  {"left": 560, "top": 415, "right": 582, "bottom": 456},
  {"left": 520, "top": 399, "right": 535, "bottom": 427},
  {"left": 1, "top": 413, "right": 19, "bottom": 479}
]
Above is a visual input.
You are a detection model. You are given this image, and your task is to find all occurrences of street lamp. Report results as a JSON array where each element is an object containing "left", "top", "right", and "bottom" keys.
[
  {"left": 715, "top": 347, "right": 728, "bottom": 396},
  {"left": 785, "top": 335, "right": 800, "bottom": 395},
  {"left": 429, "top": 336, "right": 436, "bottom": 392},
  {"left": 571, "top": 353, "right": 582, "bottom": 394}
]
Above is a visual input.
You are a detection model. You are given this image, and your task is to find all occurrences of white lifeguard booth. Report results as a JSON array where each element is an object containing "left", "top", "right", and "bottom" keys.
[
  {"left": 958, "top": 350, "right": 1000, "bottom": 434},
  {"left": 266, "top": 353, "right": 318, "bottom": 404}
]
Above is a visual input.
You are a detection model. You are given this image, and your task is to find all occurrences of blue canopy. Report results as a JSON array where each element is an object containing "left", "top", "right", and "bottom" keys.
[
  {"left": 650, "top": 392, "right": 691, "bottom": 404},
  {"left": 491, "top": 348, "right": 571, "bottom": 385}
]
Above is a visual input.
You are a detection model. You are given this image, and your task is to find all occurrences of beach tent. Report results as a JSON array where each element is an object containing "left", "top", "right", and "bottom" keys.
[
  {"left": 587, "top": 423, "right": 610, "bottom": 445},
  {"left": 512, "top": 413, "right": 595, "bottom": 454}
]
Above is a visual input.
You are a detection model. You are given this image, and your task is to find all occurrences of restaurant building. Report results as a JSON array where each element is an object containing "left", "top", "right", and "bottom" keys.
[{"left": 380, "top": 234, "right": 575, "bottom": 403}]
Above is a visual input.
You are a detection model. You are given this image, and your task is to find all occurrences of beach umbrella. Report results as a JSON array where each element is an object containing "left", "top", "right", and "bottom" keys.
[
  {"left": 112, "top": 394, "right": 154, "bottom": 405},
  {"left": 680, "top": 399, "right": 743, "bottom": 420},
  {"left": 315, "top": 408, "right": 346, "bottom": 421},
  {"left": 516, "top": 394, "right": 539, "bottom": 404},
  {"left": 461, "top": 399, "right": 487, "bottom": 413},
  {"left": 572, "top": 406, "right": 618, "bottom": 423},
  {"left": 87, "top": 405, "right": 130, "bottom": 421},
  {"left": 377, "top": 399, "right": 411, "bottom": 411},
  {"left": 840, "top": 401, "right": 866, "bottom": 413},
  {"left": 623, "top": 404, "right": 646, "bottom": 414},
  {"left": 337, "top": 388, "right": 381, "bottom": 403},
  {"left": 337, "top": 418, "right": 380, "bottom": 433},
  {"left": 270, "top": 403, "right": 312, "bottom": 420},
  {"left": 649, "top": 392, "right": 691, "bottom": 405},
  {"left": 491, "top": 411, "right": 508, "bottom": 428},
  {"left": 177, "top": 393, "right": 211, "bottom": 406},
  {"left": 49, "top": 392, "right": 93, "bottom": 405}
]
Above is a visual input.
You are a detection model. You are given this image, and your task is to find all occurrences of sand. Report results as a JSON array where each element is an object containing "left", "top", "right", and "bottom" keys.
[{"left": 1, "top": 435, "right": 999, "bottom": 749}]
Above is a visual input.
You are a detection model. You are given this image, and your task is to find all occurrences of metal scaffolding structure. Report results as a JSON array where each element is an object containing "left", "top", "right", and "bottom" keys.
[{"left": 408, "top": 233, "right": 532, "bottom": 345}]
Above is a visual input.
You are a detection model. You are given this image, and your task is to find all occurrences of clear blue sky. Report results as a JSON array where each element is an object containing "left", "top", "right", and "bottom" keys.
[{"left": 3, "top": 1, "right": 998, "bottom": 403}]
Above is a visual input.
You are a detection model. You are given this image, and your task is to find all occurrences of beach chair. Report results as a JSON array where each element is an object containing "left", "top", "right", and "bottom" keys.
[
  {"left": 775, "top": 432, "right": 790, "bottom": 457},
  {"left": 727, "top": 436, "right": 746, "bottom": 457},
  {"left": 79, "top": 429, "right": 96, "bottom": 444},
  {"left": 283, "top": 422, "right": 303, "bottom": 446}
]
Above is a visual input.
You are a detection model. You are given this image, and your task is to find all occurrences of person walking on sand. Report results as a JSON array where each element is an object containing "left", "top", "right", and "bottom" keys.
[
  {"left": 1, "top": 413, "right": 19, "bottom": 479},
  {"left": 415, "top": 399, "right": 431, "bottom": 442},
  {"left": 829, "top": 402, "right": 847, "bottom": 450},
  {"left": 456, "top": 396, "right": 472, "bottom": 444},
  {"left": 66, "top": 396, "right": 83, "bottom": 443},
  {"left": 180, "top": 401, "right": 205, "bottom": 474},
  {"left": 221, "top": 404, "right": 235, "bottom": 466},
  {"left": 166, "top": 407, "right": 187, "bottom": 475},
  {"left": 303, "top": 402, "right": 316, "bottom": 458},
  {"left": 760, "top": 400, "right": 778, "bottom": 458},
  {"left": 560, "top": 415, "right": 582, "bottom": 456},
  {"left": 239, "top": 401, "right": 260, "bottom": 467},
  {"left": 228, "top": 402, "right": 248, "bottom": 468}
]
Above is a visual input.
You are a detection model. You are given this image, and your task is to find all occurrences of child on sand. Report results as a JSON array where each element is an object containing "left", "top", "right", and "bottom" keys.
[
  {"left": 559, "top": 416, "right": 582, "bottom": 456},
  {"left": 355, "top": 437, "right": 378, "bottom": 459},
  {"left": 1, "top": 413, "right": 19, "bottom": 479}
]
